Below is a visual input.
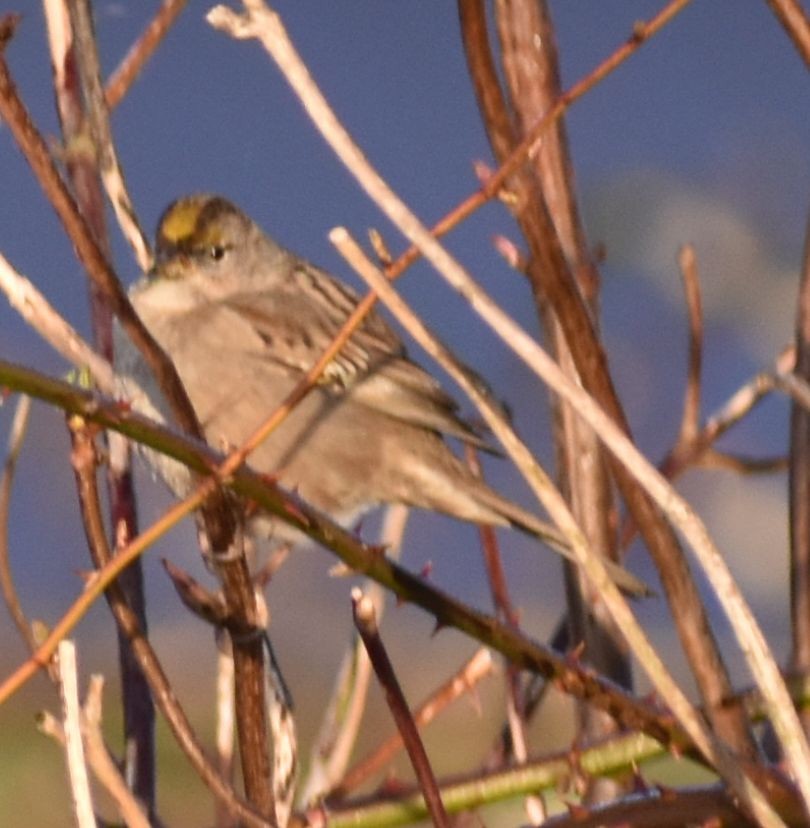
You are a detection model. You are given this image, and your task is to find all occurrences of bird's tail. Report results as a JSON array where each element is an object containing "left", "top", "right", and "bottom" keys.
[{"left": 471, "top": 484, "right": 653, "bottom": 598}]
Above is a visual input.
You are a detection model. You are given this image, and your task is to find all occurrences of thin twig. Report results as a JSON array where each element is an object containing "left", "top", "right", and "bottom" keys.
[
  {"left": 302, "top": 504, "right": 409, "bottom": 805},
  {"left": 658, "top": 347, "right": 794, "bottom": 485},
  {"left": 698, "top": 450, "right": 787, "bottom": 475},
  {"left": 788, "top": 209, "right": 810, "bottom": 735},
  {"left": 677, "top": 244, "right": 703, "bottom": 445},
  {"left": 56, "top": 640, "right": 96, "bottom": 828},
  {"left": 329, "top": 647, "right": 494, "bottom": 801},
  {"left": 81, "top": 675, "right": 151, "bottom": 828},
  {"left": 0, "top": 395, "right": 38, "bottom": 654},
  {"left": 0, "top": 251, "right": 115, "bottom": 391},
  {"left": 352, "top": 588, "right": 449, "bottom": 828},
  {"left": 69, "top": 0, "right": 151, "bottom": 271},
  {"left": 763, "top": 0, "right": 810, "bottom": 70},
  {"left": 105, "top": 0, "right": 190, "bottom": 110}
]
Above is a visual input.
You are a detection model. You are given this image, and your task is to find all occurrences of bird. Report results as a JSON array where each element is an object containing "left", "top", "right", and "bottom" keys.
[{"left": 114, "top": 194, "right": 647, "bottom": 596}]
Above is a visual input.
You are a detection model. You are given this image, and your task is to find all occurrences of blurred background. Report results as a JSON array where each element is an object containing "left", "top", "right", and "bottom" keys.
[{"left": 0, "top": 1, "right": 808, "bottom": 824}]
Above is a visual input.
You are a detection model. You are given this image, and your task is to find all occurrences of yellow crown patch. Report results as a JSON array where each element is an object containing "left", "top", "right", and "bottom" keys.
[{"left": 158, "top": 197, "right": 209, "bottom": 245}]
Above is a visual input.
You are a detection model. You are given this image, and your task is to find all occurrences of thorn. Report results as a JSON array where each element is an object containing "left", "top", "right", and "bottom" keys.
[
  {"left": 419, "top": 560, "right": 433, "bottom": 579},
  {"left": 492, "top": 234, "right": 526, "bottom": 271},
  {"left": 564, "top": 800, "right": 589, "bottom": 819},
  {"left": 472, "top": 159, "right": 494, "bottom": 185},
  {"left": 431, "top": 619, "right": 447, "bottom": 637},
  {"left": 328, "top": 562, "right": 353, "bottom": 578},
  {"left": 656, "top": 782, "right": 678, "bottom": 803}
]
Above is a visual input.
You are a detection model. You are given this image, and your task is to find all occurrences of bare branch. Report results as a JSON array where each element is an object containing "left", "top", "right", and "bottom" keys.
[
  {"left": 0, "top": 395, "right": 38, "bottom": 654},
  {"left": 352, "top": 588, "right": 449, "bottom": 828},
  {"left": 56, "top": 640, "right": 96, "bottom": 827},
  {"left": 329, "top": 648, "right": 494, "bottom": 801},
  {"left": 105, "top": 0, "right": 190, "bottom": 110},
  {"left": 763, "top": 0, "right": 810, "bottom": 69}
]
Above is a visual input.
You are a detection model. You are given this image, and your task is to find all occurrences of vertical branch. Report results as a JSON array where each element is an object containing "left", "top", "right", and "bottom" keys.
[
  {"left": 676, "top": 245, "right": 703, "bottom": 446},
  {"left": 790, "top": 209, "right": 810, "bottom": 734},
  {"left": 763, "top": 0, "right": 810, "bottom": 69},
  {"left": 43, "top": 0, "right": 155, "bottom": 810},
  {"left": 458, "top": 0, "right": 756, "bottom": 762},
  {"left": 105, "top": 0, "right": 190, "bottom": 110},
  {"left": 56, "top": 640, "right": 96, "bottom": 828},
  {"left": 491, "top": 9, "right": 631, "bottom": 800},
  {"left": 352, "top": 589, "right": 450, "bottom": 828},
  {"left": 0, "top": 395, "right": 38, "bottom": 654}
]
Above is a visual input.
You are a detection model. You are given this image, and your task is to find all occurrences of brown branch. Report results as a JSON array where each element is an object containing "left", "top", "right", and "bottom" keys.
[
  {"left": 352, "top": 588, "right": 449, "bottom": 828},
  {"left": 66, "top": 415, "right": 272, "bottom": 828},
  {"left": 460, "top": 0, "right": 755, "bottom": 763},
  {"left": 539, "top": 784, "right": 761, "bottom": 828},
  {"left": 489, "top": 7, "right": 629, "bottom": 807},
  {"left": 0, "top": 395, "right": 39, "bottom": 655},
  {"left": 68, "top": 0, "right": 151, "bottom": 272},
  {"left": 790, "top": 208, "right": 810, "bottom": 735},
  {"left": 46, "top": 1, "right": 156, "bottom": 806},
  {"left": 162, "top": 558, "right": 229, "bottom": 626},
  {"left": 763, "top": 0, "right": 810, "bottom": 70},
  {"left": 656, "top": 346, "right": 794, "bottom": 486},
  {"left": 464, "top": 0, "right": 756, "bottom": 756},
  {"left": 698, "top": 450, "right": 788, "bottom": 475},
  {"left": 677, "top": 245, "right": 703, "bottom": 445},
  {"left": 0, "top": 359, "right": 705, "bottom": 768},
  {"left": 329, "top": 648, "right": 494, "bottom": 801},
  {"left": 105, "top": 0, "right": 190, "bottom": 110},
  {"left": 465, "top": 447, "right": 519, "bottom": 627}
]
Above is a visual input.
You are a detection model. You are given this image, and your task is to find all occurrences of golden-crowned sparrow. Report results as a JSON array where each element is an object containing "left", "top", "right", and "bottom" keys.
[{"left": 115, "top": 194, "right": 646, "bottom": 595}]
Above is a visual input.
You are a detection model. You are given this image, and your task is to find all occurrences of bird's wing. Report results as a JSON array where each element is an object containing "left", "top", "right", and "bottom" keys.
[{"left": 224, "top": 267, "right": 497, "bottom": 450}]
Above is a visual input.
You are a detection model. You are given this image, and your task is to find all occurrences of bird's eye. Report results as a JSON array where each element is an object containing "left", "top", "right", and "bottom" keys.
[{"left": 209, "top": 244, "right": 227, "bottom": 261}]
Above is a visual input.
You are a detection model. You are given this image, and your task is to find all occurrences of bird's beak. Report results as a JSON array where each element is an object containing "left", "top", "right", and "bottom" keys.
[{"left": 149, "top": 254, "right": 188, "bottom": 281}]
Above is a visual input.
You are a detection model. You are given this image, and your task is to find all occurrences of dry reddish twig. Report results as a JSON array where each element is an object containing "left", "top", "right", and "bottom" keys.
[
  {"left": 764, "top": 0, "right": 810, "bottom": 69},
  {"left": 68, "top": 0, "right": 151, "bottom": 271},
  {"left": 789, "top": 210, "right": 810, "bottom": 735},
  {"left": 105, "top": 0, "right": 190, "bottom": 110},
  {"left": 0, "top": 395, "right": 37, "bottom": 655},
  {"left": 302, "top": 504, "right": 409, "bottom": 805},
  {"left": 676, "top": 245, "right": 703, "bottom": 445},
  {"left": 352, "top": 588, "right": 450, "bottom": 828},
  {"left": 329, "top": 648, "right": 494, "bottom": 800}
]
